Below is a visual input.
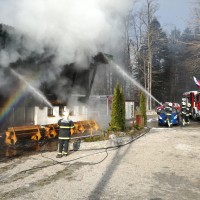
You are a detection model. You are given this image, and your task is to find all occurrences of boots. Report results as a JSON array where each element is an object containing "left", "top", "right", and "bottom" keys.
[
  {"left": 56, "top": 154, "right": 62, "bottom": 158},
  {"left": 63, "top": 152, "right": 68, "bottom": 157}
]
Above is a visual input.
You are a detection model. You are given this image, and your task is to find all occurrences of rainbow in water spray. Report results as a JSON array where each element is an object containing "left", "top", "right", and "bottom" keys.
[
  {"left": 10, "top": 69, "right": 53, "bottom": 109},
  {"left": 0, "top": 84, "right": 28, "bottom": 125},
  {"left": 0, "top": 69, "right": 53, "bottom": 125}
]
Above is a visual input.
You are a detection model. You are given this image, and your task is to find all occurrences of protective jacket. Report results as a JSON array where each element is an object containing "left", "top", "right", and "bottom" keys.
[
  {"left": 58, "top": 118, "right": 74, "bottom": 139},
  {"left": 186, "top": 106, "right": 191, "bottom": 116},
  {"left": 181, "top": 105, "right": 187, "bottom": 115}
]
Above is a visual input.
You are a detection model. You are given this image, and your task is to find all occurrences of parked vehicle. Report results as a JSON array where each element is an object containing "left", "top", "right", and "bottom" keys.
[
  {"left": 183, "top": 91, "right": 200, "bottom": 120},
  {"left": 156, "top": 102, "right": 169, "bottom": 112},
  {"left": 157, "top": 108, "right": 180, "bottom": 127},
  {"left": 173, "top": 103, "right": 181, "bottom": 112},
  {"left": 156, "top": 102, "right": 181, "bottom": 112}
]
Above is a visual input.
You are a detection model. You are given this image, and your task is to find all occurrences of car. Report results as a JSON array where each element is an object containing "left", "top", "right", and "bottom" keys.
[
  {"left": 156, "top": 102, "right": 181, "bottom": 113},
  {"left": 158, "top": 107, "right": 180, "bottom": 127},
  {"left": 156, "top": 102, "right": 169, "bottom": 112},
  {"left": 173, "top": 103, "right": 181, "bottom": 112}
]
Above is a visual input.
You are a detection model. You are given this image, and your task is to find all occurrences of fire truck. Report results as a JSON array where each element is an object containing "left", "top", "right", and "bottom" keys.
[{"left": 183, "top": 91, "right": 200, "bottom": 120}]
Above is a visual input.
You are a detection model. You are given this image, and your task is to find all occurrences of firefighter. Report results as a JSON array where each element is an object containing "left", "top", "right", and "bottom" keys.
[
  {"left": 185, "top": 103, "right": 191, "bottom": 124},
  {"left": 164, "top": 102, "right": 173, "bottom": 126},
  {"left": 181, "top": 101, "right": 187, "bottom": 125},
  {"left": 56, "top": 110, "right": 74, "bottom": 158}
]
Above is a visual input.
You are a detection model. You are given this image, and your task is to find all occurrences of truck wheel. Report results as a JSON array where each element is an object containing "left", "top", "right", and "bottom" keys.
[
  {"left": 192, "top": 109, "right": 198, "bottom": 121},
  {"left": 193, "top": 113, "right": 197, "bottom": 121}
]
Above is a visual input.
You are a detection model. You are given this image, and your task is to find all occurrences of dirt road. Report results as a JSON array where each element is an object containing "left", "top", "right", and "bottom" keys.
[{"left": 0, "top": 121, "right": 199, "bottom": 200}]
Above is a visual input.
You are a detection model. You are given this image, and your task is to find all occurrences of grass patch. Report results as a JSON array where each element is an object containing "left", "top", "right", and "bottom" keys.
[
  {"left": 83, "top": 135, "right": 107, "bottom": 142},
  {"left": 83, "top": 127, "right": 144, "bottom": 142}
]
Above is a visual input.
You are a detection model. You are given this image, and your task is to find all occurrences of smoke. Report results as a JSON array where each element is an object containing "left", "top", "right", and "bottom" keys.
[
  {"left": 0, "top": 0, "right": 135, "bottom": 127},
  {"left": 0, "top": 0, "right": 133, "bottom": 67}
]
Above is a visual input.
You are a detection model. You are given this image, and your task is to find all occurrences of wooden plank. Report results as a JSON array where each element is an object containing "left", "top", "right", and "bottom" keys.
[{"left": 5, "top": 125, "right": 42, "bottom": 144}]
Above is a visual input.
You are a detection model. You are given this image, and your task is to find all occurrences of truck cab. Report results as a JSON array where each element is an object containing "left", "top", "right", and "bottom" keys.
[{"left": 183, "top": 91, "right": 200, "bottom": 120}]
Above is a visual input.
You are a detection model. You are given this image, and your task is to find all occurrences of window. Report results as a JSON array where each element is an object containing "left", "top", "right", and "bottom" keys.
[
  {"left": 48, "top": 107, "right": 54, "bottom": 117},
  {"left": 59, "top": 106, "right": 64, "bottom": 116},
  {"left": 172, "top": 108, "right": 177, "bottom": 114}
]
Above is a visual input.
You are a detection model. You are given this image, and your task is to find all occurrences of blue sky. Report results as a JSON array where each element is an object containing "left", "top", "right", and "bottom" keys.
[
  {"left": 157, "top": 0, "right": 191, "bottom": 32},
  {"left": 134, "top": 0, "right": 192, "bottom": 33}
]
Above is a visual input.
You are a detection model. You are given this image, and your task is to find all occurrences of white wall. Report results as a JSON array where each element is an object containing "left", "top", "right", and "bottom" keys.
[
  {"left": 34, "top": 106, "right": 62, "bottom": 125},
  {"left": 125, "top": 101, "right": 134, "bottom": 120},
  {"left": 33, "top": 102, "right": 134, "bottom": 126},
  {"left": 34, "top": 105, "right": 89, "bottom": 125}
]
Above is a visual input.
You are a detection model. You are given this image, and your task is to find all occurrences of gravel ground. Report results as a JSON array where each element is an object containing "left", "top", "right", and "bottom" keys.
[{"left": 0, "top": 120, "right": 200, "bottom": 200}]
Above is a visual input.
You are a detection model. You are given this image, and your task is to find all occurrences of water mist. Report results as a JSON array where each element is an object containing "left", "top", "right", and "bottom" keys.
[
  {"left": 10, "top": 68, "right": 54, "bottom": 109},
  {"left": 110, "top": 61, "right": 162, "bottom": 106}
]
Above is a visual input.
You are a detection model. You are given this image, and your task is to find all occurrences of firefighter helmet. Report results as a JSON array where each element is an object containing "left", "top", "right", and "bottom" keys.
[
  {"left": 63, "top": 110, "right": 70, "bottom": 117},
  {"left": 182, "top": 98, "right": 186, "bottom": 102},
  {"left": 168, "top": 102, "right": 173, "bottom": 107}
]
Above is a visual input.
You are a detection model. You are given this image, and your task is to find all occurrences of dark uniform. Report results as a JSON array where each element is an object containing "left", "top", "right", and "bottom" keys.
[
  {"left": 57, "top": 118, "right": 74, "bottom": 158},
  {"left": 181, "top": 103, "right": 187, "bottom": 123},
  {"left": 164, "top": 103, "right": 173, "bottom": 124},
  {"left": 185, "top": 104, "right": 191, "bottom": 123}
]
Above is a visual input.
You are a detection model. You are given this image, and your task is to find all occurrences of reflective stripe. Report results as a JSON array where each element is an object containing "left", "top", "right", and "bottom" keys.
[
  {"left": 57, "top": 144, "right": 60, "bottom": 153},
  {"left": 60, "top": 126, "right": 74, "bottom": 129},
  {"left": 58, "top": 137, "right": 70, "bottom": 139}
]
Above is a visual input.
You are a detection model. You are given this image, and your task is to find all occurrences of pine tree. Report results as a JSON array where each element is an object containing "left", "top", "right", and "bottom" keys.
[
  {"left": 109, "top": 83, "right": 125, "bottom": 131},
  {"left": 119, "top": 87, "right": 125, "bottom": 131},
  {"left": 139, "top": 92, "right": 147, "bottom": 126}
]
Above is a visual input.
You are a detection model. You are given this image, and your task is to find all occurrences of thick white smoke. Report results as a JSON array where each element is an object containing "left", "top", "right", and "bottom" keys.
[
  {"left": 0, "top": 0, "right": 135, "bottom": 127},
  {"left": 0, "top": 0, "right": 134, "bottom": 67}
]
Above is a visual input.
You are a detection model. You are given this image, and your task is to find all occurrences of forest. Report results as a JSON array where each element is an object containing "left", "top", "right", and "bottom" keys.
[{"left": 112, "top": 0, "right": 200, "bottom": 109}]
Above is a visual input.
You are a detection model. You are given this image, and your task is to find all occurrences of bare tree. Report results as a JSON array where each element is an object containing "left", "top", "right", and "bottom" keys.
[
  {"left": 128, "top": 0, "right": 159, "bottom": 110},
  {"left": 143, "top": 0, "right": 159, "bottom": 110}
]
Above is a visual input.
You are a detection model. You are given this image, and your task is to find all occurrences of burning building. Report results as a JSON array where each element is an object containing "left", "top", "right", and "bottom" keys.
[{"left": 0, "top": 24, "right": 112, "bottom": 131}]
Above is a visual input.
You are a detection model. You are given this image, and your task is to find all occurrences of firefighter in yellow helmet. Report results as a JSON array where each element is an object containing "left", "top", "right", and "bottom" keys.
[{"left": 56, "top": 110, "right": 74, "bottom": 158}]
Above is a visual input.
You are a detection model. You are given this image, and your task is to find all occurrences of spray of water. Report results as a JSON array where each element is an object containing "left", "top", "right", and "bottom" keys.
[
  {"left": 10, "top": 68, "right": 54, "bottom": 109},
  {"left": 110, "top": 62, "right": 162, "bottom": 106}
]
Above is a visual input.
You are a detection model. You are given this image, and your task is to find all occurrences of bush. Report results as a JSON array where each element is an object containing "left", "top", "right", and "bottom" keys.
[
  {"left": 139, "top": 92, "right": 147, "bottom": 126},
  {"left": 109, "top": 83, "right": 125, "bottom": 131}
]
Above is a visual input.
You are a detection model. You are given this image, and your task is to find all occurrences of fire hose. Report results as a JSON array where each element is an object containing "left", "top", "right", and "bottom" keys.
[{"left": 8, "top": 128, "right": 150, "bottom": 176}]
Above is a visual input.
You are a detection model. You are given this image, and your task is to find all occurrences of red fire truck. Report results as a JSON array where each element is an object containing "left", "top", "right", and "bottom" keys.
[{"left": 183, "top": 91, "right": 200, "bottom": 120}]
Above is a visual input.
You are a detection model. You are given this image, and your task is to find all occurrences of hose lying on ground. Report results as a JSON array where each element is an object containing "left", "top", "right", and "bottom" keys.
[{"left": 9, "top": 128, "right": 150, "bottom": 176}]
